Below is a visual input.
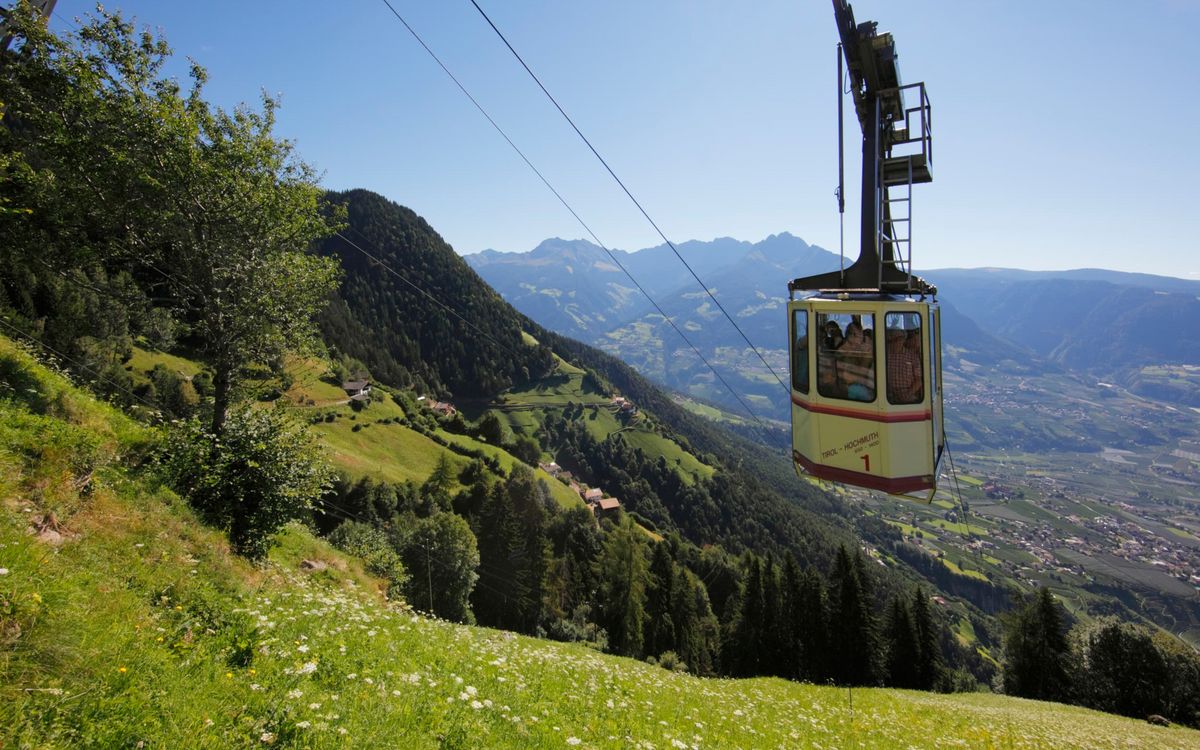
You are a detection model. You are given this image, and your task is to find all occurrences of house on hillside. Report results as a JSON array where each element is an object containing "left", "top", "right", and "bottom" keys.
[
  {"left": 342, "top": 380, "right": 371, "bottom": 401},
  {"left": 430, "top": 401, "right": 457, "bottom": 416},
  {"left": 595, "top": 497, "right": 620, "bottom": 513},
  {"left": 583, "top": 488, "right": 602, "bottom": 503},
  {"left": 539, "top": 462, "right": 562, "bottom": 477}
]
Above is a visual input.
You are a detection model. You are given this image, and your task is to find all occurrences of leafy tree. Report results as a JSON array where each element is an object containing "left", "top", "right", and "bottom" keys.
[
  {"left": 477, "top": 410, "right": 510, "bottom": 446},
  {"left": 1002, "top": 587, "right": 1071, "bottom": 702},
  {"left": 327, "top": 521, "right": 409, "bottom": 597},
  {"left": 0, "top": 5, "right": 341, "bottom": 435},
  {"left": 395, "top": 511, "right": 479, "bottom": 623},
  {"left": 149, "top": 363, "right": 198, "bottom": 418},
  {"left": 161, "top": 405, "right": 333, "bottom": 559},
  {"left": 511, "top": 434, "right": 542, "bottom": 466},
  {"left": 1152, "top": 630, "right": 1200, "bottom": 727},
  {"left": 1073, "top": 619, "right": 1168, "bottom": 720}
]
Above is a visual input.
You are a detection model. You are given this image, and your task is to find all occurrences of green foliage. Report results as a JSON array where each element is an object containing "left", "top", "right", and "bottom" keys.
[
  {"left": 314, "top": 189, "right": 555, "bottom": 398},
  {"left": 1002, "top": 588, "right": 1072, "bottom": 702},
  {"left": 160, "top": 405, "right": 333, "bottom": 559},
  {"left": 328, "top": 521, "right": 409, "bottom": 597},
  {"left": 0, "top": 5, "right": 342, "bottom": 435},
  {"left": 829, "top": 546, "right": 882, "bottom": 686},
  {"left": 597, "top": 515, "right": 650, "bottom": 657},
  {"left": 1070, "top": 618, "right": 1200, "bottom": 726},
  {"left": 394, "top": 511, "right": 479, "bottom": 623}
]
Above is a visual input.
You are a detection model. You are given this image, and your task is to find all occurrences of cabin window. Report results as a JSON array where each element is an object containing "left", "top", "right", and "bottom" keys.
[
  {"left": 885, "top": 312, "right": 924, "bottom": 405},
  {"left": 929, "top": 310, "right": 941, "bottom": 396},
  {"left": 791, "top": 309, "right": 809, "bottom": 393},
  {"left": 816, "top": 312, "right": 876, "bottom": 402}
]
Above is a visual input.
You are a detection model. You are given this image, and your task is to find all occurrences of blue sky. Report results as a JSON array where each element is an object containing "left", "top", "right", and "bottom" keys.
[{"left": 47, "top": 1, "right": 1200, "bottom": 277}]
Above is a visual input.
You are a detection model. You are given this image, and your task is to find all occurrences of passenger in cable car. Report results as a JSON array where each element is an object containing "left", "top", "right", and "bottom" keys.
[
  {"left": 838, "top": 318, "right": 876, "bottom": 402},
  {"left": 886, "top": 327, "right": 923, "bottom": 404},
  {"left": 818, "top": 321, "right": 844, "bottom": 396}
]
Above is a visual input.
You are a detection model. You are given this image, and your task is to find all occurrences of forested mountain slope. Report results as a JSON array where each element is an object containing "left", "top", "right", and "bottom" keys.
[
  {"left": 315, "top": 190, "right": 555, "bottom": 399},
  {"left": 316, "top": 191, "right": 858, "bottom": 567}
]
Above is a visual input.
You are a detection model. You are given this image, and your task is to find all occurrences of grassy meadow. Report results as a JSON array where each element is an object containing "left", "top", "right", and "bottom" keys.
[{"left": 2, "top": 335, "right": 1200, "bottom": 748}]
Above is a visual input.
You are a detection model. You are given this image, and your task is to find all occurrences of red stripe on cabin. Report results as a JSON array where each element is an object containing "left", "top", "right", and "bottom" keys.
[
  {"left": 793, "top": 450, "right": 933, "bottom": 494},
  {"left": 791, "top": 395, "right": 930, "bottom": 423}
]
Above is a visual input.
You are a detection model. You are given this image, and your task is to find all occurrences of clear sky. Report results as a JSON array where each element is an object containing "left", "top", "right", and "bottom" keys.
[{"left": 46, "top": 1, "right": 1200, "bottom": 277}]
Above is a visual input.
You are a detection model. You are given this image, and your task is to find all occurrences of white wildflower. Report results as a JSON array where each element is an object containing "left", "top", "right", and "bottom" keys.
[
  {"left": 295, "top": 720, "right": 311, "bottom": 729},
  {"left": 259, "top": 731, "right": 275, "bottom": 744},
  {"left": 567, "top": 738, "right": 582, "bottom": 746},
  {"left": 287, "top": 689, "right": 303, "bottom": 700}
]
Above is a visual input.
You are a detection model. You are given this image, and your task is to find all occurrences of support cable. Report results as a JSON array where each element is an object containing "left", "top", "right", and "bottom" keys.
[
  {"left": 0, "top": 315, "right": 164, "bottom": 413},
  {"left": 944, "top": 435, "right": 983, "bottom": 567},
  {"left": 464, "top": 0, "right": 790, "bottom": 397},
  {"left": 375, "top": 0, "right": 770, "bottom": 429}
]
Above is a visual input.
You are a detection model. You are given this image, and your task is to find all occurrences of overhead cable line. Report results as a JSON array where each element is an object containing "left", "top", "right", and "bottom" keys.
[
  {"left": 465, "top": 0, "right": 790, "bottom": 397},
  {"left": 0, "top": 315, "right": 164, "bottom": 414},
  {"left": 336, "top": 228, "right": 529, "bottom": 364},
  {"left": 374, "top": 0, "right": 769, "bottom": 429}
]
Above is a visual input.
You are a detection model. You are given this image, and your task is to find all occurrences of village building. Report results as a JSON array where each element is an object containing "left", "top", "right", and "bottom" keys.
[{"left": 341, "top": 380, "right": 371, "bottom": 401}]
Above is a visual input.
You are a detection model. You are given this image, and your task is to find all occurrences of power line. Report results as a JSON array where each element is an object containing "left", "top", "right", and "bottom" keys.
[
  {"left": 0, "top": 315, "right": 164, "bottom": 414},
  {"left": 336, "top": 228, "right": 527, "bottom": 364},
  {"left": 373, "top": 0, "right": 769, "bottom": 429},
  {"left": 465, "top": 0, "right": 790, "bottom": 397}
]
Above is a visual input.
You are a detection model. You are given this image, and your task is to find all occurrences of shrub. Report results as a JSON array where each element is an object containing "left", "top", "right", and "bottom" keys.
[
  {"left": 327, "top": 521, "right": 409, "bottom": 597},
  {"left": 160, "top": 405, "right": 333, "bottom": 560}
]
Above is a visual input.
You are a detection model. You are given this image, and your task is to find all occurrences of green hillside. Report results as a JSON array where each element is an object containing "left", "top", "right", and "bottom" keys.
[
  {"left": 3, "top": 337, "right": 1196, "bottom": 749},
  {"left": 498, "top": 357, "right": 714, "bottom": 485}
]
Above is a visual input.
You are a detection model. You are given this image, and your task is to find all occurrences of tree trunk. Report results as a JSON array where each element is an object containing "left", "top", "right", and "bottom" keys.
[{"left": 212, "top": 365, "right": 231, "bottom": 436}]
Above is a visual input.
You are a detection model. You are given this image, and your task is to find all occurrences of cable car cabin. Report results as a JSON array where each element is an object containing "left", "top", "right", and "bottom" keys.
[{"left": 788, "top": 294, "right": 944, "bottom": 501}]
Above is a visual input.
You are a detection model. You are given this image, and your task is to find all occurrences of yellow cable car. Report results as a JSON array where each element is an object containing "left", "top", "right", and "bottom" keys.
[
  {"left": 790, "top": 1, "right": 945, "bottom": 500},
  {"left": 788, "top": 294, "right": 943, "bottom": 500}
]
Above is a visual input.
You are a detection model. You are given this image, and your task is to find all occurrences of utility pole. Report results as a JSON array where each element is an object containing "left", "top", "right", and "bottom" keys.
[{"left": 426, "top": 543, "right": 434, "bottom": 614}]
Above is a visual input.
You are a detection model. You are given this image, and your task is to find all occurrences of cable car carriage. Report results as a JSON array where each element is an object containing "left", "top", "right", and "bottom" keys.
[{"left": 789, "top": 0, "right": 944, "bottom": 501}]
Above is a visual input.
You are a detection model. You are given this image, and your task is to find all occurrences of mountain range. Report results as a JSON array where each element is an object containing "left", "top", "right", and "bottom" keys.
[{"left": 468, "top": 236, "right": 1200, "bottom": 414}]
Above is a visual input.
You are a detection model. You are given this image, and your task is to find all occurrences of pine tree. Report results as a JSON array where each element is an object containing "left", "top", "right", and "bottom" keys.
[
  {"left": 730, "top": 554, "right": 766, "bottom": 676},
  {"left": 597, "top": 515, "right": 650, "bottom": 657},
  {"left": 797, "top": 565, "right": 830, "bottom": 682},
  {"left": 761, "top": 554, "right": 785, "bottom": 677},
  {"left": 1002, "top": 587, "right": 1071, "bottom": 702},
  {"left": 911, "top": 587, "right": 944, "bottom": 690},
  {"left": 644, "top": 542, "right": 677, "bottom": 658},
  {"left": 471, "top": 482, "right": 529, "bottom": 630},
  {"left": 781, "top": 554, "right": 805, "bottom": 680},
  {"left": 829, "top": 545, "right": 881, "bottom": 686},
  {"left": 884, "top": 596, "right": 921, "bottom": 688}
]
